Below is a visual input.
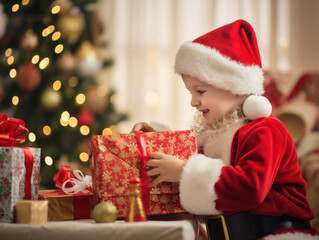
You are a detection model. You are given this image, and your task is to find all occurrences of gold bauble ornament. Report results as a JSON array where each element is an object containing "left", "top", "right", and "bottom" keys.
[
  {"left": 91, "top": 201, "right": 118, "bottom": 223},
  {"left": 57, "top": 13, "right": 84, "bottom": 43},
  {"left": 41, "top": 88, "right": 62, "bottom": 111},
  {"left": 76, "top": 41, "right": 101, "bottom": 77}
]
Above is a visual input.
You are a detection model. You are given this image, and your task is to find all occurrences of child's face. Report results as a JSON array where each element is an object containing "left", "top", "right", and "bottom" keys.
[{"left": 182, "top": 75, "right": 245, "bottom": 125}]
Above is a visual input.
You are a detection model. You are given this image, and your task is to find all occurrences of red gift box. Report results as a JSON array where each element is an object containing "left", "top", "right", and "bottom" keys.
[{"left": 89, "top": 130, "right": 197, "bottom": 218}]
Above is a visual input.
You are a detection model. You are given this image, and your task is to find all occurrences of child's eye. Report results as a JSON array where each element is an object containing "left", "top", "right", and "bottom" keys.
[{"left": 197, "top": 90, "right": 205, "bottom": 95}]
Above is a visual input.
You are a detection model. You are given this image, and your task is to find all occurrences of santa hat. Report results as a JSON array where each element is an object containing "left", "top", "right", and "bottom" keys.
[{"left": 174, "top": 19, "right": 272, "bottom": 120}]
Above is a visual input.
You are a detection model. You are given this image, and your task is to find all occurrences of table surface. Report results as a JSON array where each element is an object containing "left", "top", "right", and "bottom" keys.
[{"left": 0, "top": 219, "right": 197, "bottom": 240}]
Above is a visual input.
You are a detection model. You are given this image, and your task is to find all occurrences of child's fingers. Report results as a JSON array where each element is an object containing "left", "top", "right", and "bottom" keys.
[
  {"left": 149, "top": 152, "right": 165, "bottom": 159},
  {"left": 131, "top": 123, "right": 144, "bottom": 132},
  {"left": 150, "top": 175, "right": 163, "bottom": 187},
  {"left": 147, "top": 167, "right": 160, "bottom": 177},
  {"left": 132, "top": 122, "right": 155, "bottom": 133},
  {"left": 147, "top": 159, "right": 161, "bottom": 167}
]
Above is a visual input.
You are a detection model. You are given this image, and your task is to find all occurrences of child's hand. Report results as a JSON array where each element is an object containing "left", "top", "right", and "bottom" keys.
[
  {"left": 147, "top": 152, "right": 185, "bottom": 187},
  {"left": 131, "top": 122, "right": 155, "bottom": 132}
]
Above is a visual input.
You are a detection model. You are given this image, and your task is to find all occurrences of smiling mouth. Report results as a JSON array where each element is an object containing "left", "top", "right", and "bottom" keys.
[{"left": 202, "top": 109, "right": 209, "bottom": 117}]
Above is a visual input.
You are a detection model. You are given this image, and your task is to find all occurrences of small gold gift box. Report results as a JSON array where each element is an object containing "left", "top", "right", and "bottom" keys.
[{"left": 16, "top": 200, "right": 48, "bottom": 224}]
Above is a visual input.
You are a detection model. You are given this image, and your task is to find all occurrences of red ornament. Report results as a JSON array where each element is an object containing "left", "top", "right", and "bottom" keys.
[
  {"left": 76, "top": 108, "right": 94, "bottom": 127},
  {"left": 17, "top": 63, "right": 41, "bottom": 91}
]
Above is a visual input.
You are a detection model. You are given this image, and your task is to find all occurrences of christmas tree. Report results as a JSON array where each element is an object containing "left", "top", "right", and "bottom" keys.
[{"left": 0, "top": 0, "right": 127, "bottom": 188}]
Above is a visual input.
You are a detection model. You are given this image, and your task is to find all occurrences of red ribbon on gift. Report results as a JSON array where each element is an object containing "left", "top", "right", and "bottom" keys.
[
  {"left": 0, "top": 113, "right": 34, "bottom": 200},
  {"left": 135, "top": 132, "right": 150, "bottom": 214}
]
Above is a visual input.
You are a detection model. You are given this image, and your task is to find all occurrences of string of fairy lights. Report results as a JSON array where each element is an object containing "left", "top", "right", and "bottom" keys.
[{"left": 4, "top": 0, "right": 118, "bottom": 166}]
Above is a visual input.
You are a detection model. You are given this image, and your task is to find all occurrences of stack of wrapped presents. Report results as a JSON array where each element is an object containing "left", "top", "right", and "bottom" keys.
[{"left": 0, "top": 113, "right": 197, "bottom": 224}]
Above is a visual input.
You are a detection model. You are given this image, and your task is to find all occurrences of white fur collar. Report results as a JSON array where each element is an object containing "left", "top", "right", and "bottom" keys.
[
  {"left": 199, "top": 119, "right": 246, "bottom": 165},
  {"left": 194, "top": 109, "right": 247, "bottom": 165}
]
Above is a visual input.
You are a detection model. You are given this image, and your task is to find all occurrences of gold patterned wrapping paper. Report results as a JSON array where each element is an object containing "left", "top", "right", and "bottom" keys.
[
  {"left": 38, "top": 190, "right": 93, "bottom": 221},
  {"left": 89, "top": 130, "right": 197, "bottom": 218}
]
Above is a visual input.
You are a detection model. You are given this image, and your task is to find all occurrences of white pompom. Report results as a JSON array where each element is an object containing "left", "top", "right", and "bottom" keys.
[{"left": 243, "top": 95, "right": 272, "bottom": 120}]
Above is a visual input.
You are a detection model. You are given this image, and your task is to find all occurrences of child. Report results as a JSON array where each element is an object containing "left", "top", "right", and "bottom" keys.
[{"left": 132, "top": 20, "right": 318, "bottom": 239}]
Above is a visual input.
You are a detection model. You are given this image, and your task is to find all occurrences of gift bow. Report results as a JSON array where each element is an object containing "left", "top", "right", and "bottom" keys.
[
  {"left": 54, "top": 165, "right": 93, "bottom": 194},
  {"left": 0, "top": 113, "right": 34, "bottom": 200},
  {"left": 0, "top": 113, "right": 29, "bottom": 146}
]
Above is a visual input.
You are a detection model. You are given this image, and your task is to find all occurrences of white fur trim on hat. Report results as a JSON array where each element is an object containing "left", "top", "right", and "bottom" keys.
[
  {"left": 174, "top": 41, "right": 265, "bottom": 95},
  {"left": 179, "top": 154, "right": 224, "bottom": 215},
  {"left": 243, "top": 95, "right": 272, "bottom": 120},
  {"left": 262, "top": 231, "right": 319, "bottom": 240}
]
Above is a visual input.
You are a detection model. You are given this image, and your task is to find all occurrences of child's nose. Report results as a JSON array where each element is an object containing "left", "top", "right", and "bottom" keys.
[{"left": 191, "top": 96, "right": 200, "bottom": 107}]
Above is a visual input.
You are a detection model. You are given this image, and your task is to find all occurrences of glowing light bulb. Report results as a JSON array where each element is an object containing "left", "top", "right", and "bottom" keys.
[
  {"left": 68, "top": 117, "right": 78, "bottom": 127},
  {"left": 9, "top": 69, "right": 17, "bottom": 78},
  {"left": 22, "top": 0, "right": 30, "bottom": 5},
  {"left": 55, "top": 44, "right": 64, "bottom": 54},
  {"left": 32, "top": 55, "right": 40, "bottom": 64},
  {"left": 102, "top": 128, "right": 112, "bottom": 135},
  {"left": 51, "top": 5, "right": 60, "bottom": 14},
  {"left": 75, "top": 94, "right": 86, "bottom": 105},
  {"left": 53, "top": 80, "right": 62, "bottom": 91},
  {"left": 45, "top": 156, "right": 53, "bottom": 166},
  {"left": 28, "top": 132, "right": 36, "bottom": 142},
  {"left": 43, "top": 125, "right": 52, "bottom": 136},
  {"left": 52, "top": 32, "right": 61, "bottom": 41},
  {"left": 48, "top": 25, "right": 55, "bottom": 34},
  {"left": 79, "top": 152, "right": 89, "bottom": 162},
  {"left": 5, "top": 48, "right": 12, "bottom": 57},
  {"left": 39, "top": 57, "right": 50, "bottom": 69},
  {"left": 61, "top": 111, "right": 70, "bottom": 122},
  {"left": 80, "top": 125, "right": 90, "bottom": 135},
  {"left": 7, "top": 56, "right": 14, "bottom": 65},
  {"left": 42, "top": 28, "right": 50, "bottom": 37},
  {"left": 12, "top": 4, "right": 19, "bottom": 12},
  {"left": 12, "top": 96, "right": 19, "bottom": 105}
]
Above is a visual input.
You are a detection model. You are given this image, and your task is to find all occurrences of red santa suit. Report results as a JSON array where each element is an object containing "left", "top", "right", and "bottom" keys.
[
  {"left": 172, "top": 19, "right": 319, "bottom": 239},
  {"left": 178, "top": 114, "right": 318, "bottom": 239}
]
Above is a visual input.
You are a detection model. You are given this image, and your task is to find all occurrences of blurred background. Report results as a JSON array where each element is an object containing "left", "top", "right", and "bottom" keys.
[{"left": 1, "top": 1, "right": 319, "bottom": 226}]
